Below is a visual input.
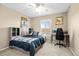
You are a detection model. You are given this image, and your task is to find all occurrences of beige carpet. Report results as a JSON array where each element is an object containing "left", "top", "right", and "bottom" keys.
[{"left": 0, "top": 41, "right": 73, "bottom": 56}]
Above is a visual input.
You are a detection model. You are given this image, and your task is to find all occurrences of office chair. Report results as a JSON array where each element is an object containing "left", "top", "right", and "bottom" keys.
[{"left": 55, "top": 28, "right": 66, "bottom": 48}]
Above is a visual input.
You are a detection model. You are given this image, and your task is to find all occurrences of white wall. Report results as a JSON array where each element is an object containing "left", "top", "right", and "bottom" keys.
[
  {"left": 0, "top": 4, "right": 28, "bottom": 49},
  {"left": 68, "top": 4, "right": 79, "bottom": 55},
  {"left": 30, "top": 12, "right": 67, "bottom": 34}
]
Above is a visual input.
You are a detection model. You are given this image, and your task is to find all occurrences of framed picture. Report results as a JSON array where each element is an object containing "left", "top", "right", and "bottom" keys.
[
  {"left": 20, "top": 16, "right": 27, "bottom": 28},
  {"left": 55, "top": 16, "right": 63, "bottom": 25},
  {"left": 20, "top": 16, "right": 27, "bottom": 36}
]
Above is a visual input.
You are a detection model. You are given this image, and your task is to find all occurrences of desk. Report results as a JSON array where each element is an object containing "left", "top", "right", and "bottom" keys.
[{"left": 51, "top": 33, "right": 70, "bottom": 47}]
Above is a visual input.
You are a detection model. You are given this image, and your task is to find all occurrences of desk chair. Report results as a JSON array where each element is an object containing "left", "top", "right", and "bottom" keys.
[{"left": 55, "top": 28, "right": 66, "bottom": 48}]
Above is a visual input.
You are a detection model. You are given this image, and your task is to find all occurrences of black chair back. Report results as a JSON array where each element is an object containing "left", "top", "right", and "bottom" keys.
[{"left": 56, "top": 28, "right": 64, "bottom": 41}]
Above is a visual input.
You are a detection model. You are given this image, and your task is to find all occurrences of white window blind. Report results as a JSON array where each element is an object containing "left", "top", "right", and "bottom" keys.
[{"left": 40, "top": 20, "right": 51, "bottom": 29}]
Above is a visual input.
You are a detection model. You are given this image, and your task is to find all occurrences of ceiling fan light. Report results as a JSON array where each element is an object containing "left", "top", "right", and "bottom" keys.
[
  {"left": 28, "top": 3, "right": 36, "bottom": 7},
  {"left": 36, "top": 6, "right": 47, "bottom": 12}
]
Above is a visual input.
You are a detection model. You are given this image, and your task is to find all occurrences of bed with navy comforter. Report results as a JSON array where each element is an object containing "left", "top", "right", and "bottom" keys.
[{"left": 9, "top": 35, "right": 45, "bottom": 56}]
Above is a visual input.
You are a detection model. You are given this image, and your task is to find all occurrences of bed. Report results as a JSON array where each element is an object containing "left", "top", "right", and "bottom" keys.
[{"left": 9, "top": 35, "right": 45, "bottom": 56}]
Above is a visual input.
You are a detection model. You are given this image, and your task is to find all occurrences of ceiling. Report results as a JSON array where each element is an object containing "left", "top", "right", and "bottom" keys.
[{"left": 1, "top": 3, "right": 70, "bottom": 18}]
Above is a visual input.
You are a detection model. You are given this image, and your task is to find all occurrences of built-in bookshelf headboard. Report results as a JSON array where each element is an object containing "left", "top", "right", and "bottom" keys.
[{"left": 9, "top": 27, "right": 20, "bottom": 38}]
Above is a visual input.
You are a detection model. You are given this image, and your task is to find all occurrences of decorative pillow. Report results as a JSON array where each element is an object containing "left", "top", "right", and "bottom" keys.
[
  {"left": 29, "top": 32, "right": 34, "bottom": 35},
  {"left": 32, "top": 31, "right": 39, "bottom": 37}
]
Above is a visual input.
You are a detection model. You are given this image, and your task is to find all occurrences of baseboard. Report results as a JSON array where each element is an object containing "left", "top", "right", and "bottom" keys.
[{"left": 0, "top": 47, "right": 9, "bottom": 52}]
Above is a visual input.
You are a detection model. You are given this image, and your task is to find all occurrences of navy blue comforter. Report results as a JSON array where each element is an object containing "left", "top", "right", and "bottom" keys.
[{"left": 9, "top": 36, "right": 45, "bottom": 56}]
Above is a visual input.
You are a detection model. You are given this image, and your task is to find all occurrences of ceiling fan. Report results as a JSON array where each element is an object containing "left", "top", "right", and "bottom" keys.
[
  {"left": 27, "top": 3, "right": 45, "bottom": 8},
  {"left": 27, "top": 3, "right": 48, "bottom": 14}
]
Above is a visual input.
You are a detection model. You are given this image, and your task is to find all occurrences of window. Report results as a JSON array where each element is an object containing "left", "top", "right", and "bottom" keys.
[{"left": 40, "top": 20, "right": 51, "bottom": 29}]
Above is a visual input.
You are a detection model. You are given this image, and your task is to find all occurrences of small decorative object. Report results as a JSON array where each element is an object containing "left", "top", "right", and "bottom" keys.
[{"left": 55, "top": 16, "right": 63, "bottom": 25}]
